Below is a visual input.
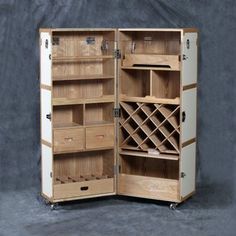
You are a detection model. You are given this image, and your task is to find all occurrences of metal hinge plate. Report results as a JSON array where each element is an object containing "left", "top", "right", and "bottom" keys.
[
  {"left": 114, "top": 49, "right": 121, "bottom": 59},
  {"left": 113, "top": 108, "right": 121, "bottom": 117},
  {"left": 114, "top": 165, "right": 121, "bottom": 175}
]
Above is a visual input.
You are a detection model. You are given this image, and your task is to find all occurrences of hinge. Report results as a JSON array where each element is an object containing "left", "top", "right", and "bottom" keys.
[
  {"left": 114, "top": 49, "right": 121, "bottom": 59},
  {"left": 113, "top": 108, "right": 121, "bottom": 117},
  {"left": 114, "top": 165, "right": 121, "bottom": 175},
  {"left": 50, "top": 172, "right": 52, "bottom": 178}
]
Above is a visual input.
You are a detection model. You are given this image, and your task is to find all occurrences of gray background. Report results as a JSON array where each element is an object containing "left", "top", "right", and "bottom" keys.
[{"left": 0, "top": 0, "right": 235, "bottom": 235}]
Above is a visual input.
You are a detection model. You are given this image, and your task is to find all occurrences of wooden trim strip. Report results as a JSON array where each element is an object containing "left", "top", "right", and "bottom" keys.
[
  {"left": 183, "top": 83, "right": 197, "bottom": 91},
  {"left": 182, "top": 138, "right": 196, "bottom": 148},
  {"left": 40, "top": 84, "right": 52, "bottom": 91},
  {"left": 42, "top": 140, "right": 52, "bottom": 147}
]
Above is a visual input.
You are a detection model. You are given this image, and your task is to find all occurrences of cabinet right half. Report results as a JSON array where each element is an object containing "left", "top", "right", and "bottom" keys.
[{"left": 117, "top": 28, "right": 198, "bottom": 203}]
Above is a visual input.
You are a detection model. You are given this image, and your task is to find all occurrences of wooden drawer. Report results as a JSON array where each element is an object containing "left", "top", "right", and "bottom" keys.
[
  {"left": 86, "top": 125, "right": 114, "bottom": 149},
  {"left": 118, "top": 174, "right": 179, "bottom": 202},
  {"left": 54, "top": 128, "right": 84, "bottom": 153},
  {"left": 53, "top": 178, "right": 114, "bottom": 199}
]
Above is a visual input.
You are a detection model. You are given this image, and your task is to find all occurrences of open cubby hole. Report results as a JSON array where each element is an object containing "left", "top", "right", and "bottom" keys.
[
  {"left": 120, "top": 69, "right": 150, "bottom": 98},
  {"left": 119, "top": 30, "right": 181, "bottom": 56},
  {"left": 53, "top": 105, "right": 84, "bottom": 128},
  {"left": 53, "top": 78, "right": 114, "bottom": 100},
  {"left": 54, "top": 150, "right": 114, "bottom": 185},
  {"left": 151, "top": 71, "right": 180, "bottom": 99},
  {"left": 120, "top": 155, "right": 179, "bottom": 180},
  {"left": 85, "top": 103, "right": 114, "bottom": 126}
]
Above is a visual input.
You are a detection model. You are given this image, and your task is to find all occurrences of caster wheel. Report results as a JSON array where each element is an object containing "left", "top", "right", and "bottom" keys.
[
  {"left": 50, "top": 203, "right": 58, "bottom": 210},
  {"left": 169, "top": 203, "right": 178, "bottom": 210}
]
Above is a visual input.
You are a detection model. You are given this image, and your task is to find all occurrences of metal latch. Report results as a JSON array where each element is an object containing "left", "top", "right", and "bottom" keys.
[
  {"left": 46, "top": 113, "right": 51, "bottom": 121},
  {"left": 182, "top": 111, "right": 186, "bottom": 122},
  {"left": 183, "top": 54, "right": 188, "bottom": 60},
  {"left": 113, "top": 108, "right": 121, "bottom": 117},
  {"left": 186, "top": 39, "right": 190, "bottom": 49},
  {"left": 114, "top": 49, "right": 121, "bottom": 59},
  {"left": 181, "top": 172, "right": 186, "bottom": 178}
]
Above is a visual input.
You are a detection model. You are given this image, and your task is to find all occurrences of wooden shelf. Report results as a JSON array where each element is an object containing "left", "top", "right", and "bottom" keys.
[
  {"left": 121, "top": 66, "right": 180, "bottom": 71},
  {"left": 53, "top": 95, "right": 115, "bottom": 106},
  {"left": 53, "top": 122, "right": 82, "bottom": 129},
  {"left": 53, "top": 74, "right": 114, "bottom": 82},
  {"left": 85, "top": 121, "right": 114, "bottom": 127},
  {"left": 120, "top": 95, "right": 180, "bottom": 105},
  {"left": 53, "top": 55, "right": 114, "bottom": 63},
  {"left": 119, "top": 150, "right": 179, "bottom": 160}
]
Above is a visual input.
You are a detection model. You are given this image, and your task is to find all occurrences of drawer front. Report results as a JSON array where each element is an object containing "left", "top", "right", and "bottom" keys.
[
  {"left": 53, "top": 178, "right": 114, "bottom": 199},
  {"left": 86, "top": 125, "right": 114, "bottom": 149},
  {"left": 118, "top": 174, "right": 179, "bottom": 202},
  {"left": 54, "top": 128, "right": 84, "bottom": 153}
]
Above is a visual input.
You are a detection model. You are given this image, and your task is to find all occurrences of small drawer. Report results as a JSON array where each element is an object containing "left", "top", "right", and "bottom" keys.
[
  {"left": 86, "top": 125, "right": 114, "bottom": 149},
  {"left": 54, "top": 128, "right": 84, "bottom": 153},
  {"left": 53, "top": 178, "right": 114, "bottom": 199}
]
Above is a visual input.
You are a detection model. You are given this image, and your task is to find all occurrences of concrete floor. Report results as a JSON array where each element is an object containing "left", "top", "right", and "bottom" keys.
[{"left": 0, "top": 187, "right": 235, "bottom": 236}]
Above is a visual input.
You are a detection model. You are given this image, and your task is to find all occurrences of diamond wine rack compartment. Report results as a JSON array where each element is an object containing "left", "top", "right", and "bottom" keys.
[{"left": 119, "top": 102, "right": 180, "bottom": 154}]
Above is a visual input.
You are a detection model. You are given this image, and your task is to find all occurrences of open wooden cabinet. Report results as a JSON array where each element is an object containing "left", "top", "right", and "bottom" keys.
[{"left": 40, "top": 28, "right": 198, "bottom": 209}]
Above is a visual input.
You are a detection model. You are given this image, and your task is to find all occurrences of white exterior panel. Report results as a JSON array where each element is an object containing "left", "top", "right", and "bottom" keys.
[
  {"left": 180, "top": 142, "right": 196, "bottom": 198},
  {"left": 40, "top": 32, "right": 52, "bottom": 86},
  {"left": 182, "top": 32, "right": 198, "bottom": 86},
  {"left": 41, "top": 89, "right": 52, "bottom": 143},
  {"left": 42, "top": 145, "right": 53, "bottom": 198},
  {"left": 181, "top": 88, "right": 197, "bottom": 143}
]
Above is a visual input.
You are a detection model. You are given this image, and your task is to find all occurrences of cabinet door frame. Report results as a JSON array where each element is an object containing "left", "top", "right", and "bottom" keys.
[{"left": 40, "top": 30, "right": 53, "bottom": 199}]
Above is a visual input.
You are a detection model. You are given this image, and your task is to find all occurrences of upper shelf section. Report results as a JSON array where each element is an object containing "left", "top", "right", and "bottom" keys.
[{"left": 119, "top": 30, "right": 181, "bottom": 71}]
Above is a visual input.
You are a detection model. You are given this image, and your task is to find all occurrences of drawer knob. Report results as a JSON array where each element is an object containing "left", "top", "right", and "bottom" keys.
[{"left": 80, "top": 186, "right": 89, "bottom": 191}]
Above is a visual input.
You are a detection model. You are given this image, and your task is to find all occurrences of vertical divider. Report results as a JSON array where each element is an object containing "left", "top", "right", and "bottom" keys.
[
  {"left": 150, "top": 70, "right": 153, "bottom": 97},
  {"left": 83, "top": 103, "right": 86, "bottom": 126}
]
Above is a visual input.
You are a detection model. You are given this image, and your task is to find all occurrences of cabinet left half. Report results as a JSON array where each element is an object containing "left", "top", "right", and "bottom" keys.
[{"left": 40, "top": 29, "right": 117, "bottom": 203}]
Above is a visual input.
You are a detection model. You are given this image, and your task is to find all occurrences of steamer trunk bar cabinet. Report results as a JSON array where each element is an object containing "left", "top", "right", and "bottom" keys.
[{"left": 39, "top": 28, "right": 198, "bottom": 210}]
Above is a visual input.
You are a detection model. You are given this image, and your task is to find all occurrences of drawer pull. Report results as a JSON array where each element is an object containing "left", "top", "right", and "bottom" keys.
[
  {"left": 80, "top": 186, "right": 89, "bottom": 191},
  {"left": 64, "top": 137, "right": 73, "bottom": 142},
  {"left": 96, "top": 134, "right": 105, "bottom": 139}
]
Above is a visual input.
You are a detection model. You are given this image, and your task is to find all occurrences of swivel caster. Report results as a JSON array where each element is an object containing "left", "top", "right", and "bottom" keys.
[
  {"left": 50, "top": 203, "right": 58, "bottom": 210},
  {"left": 169, "top": 203, "right": 178, "bottom": 210}
]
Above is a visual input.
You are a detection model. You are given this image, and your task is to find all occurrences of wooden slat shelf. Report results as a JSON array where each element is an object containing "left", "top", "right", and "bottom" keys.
[
  {"left": 53, "top": 55, "right": 114, "bottom": 63},
  {"left": 53, "top": 95, "right": 115, "bottom": 106},
  {"left": 53, "top": 74, "right": 114, "bottom": 81},
  {"left": 120, "top": 95, "right": 180, "bottom": 105},
  {"left": 119, "top": 150, "right": 179, "bottom": 161},
  {"left": 53, "top": 122, "right": 82, "bottom": 129}
]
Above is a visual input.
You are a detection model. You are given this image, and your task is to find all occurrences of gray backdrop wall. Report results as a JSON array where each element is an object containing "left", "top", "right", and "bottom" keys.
[{"left": 0, "top": 0, "right": 235, "bottom": 202}]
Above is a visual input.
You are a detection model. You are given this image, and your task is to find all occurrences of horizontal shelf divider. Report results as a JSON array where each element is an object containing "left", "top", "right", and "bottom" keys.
[
  {"left": 53, "top": 95, "right": 115, "bottom": 106},
  {"left": 53, "top": 55, "right": 114, "bottom": 63},
  {"left": 120, "top": 95, "right": 180, "bottom": 105},
  {"left": 121, "top": 66, "right": 180, "bottom": 71},
  {"left": 53, "top": 74, "right": 114, "bottom": 81},
  {"left": 119, "top": 150, "right": 179, "bottom": 160}
]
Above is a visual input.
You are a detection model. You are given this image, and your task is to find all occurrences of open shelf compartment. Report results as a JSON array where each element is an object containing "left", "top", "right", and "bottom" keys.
[
  {"left": 53, "top": 150, "right": 114, "bottom": 199},
  {"left": 119, "top": 30, "right": 181, "bottom": 70},
  {"left": 52, "top": 30, "right": 115, "bottom": 81}
]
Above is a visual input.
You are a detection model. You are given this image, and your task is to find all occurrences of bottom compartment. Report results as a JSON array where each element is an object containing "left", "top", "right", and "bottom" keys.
[
  {"left": 118, "top": 155, "right": 179, "bottom": 201},
  {"left": 118, "top": 174, "right": 179, "bottom": 202},
  {"left": 53, "top": 150, "right": 114, "bottom": 200}
]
